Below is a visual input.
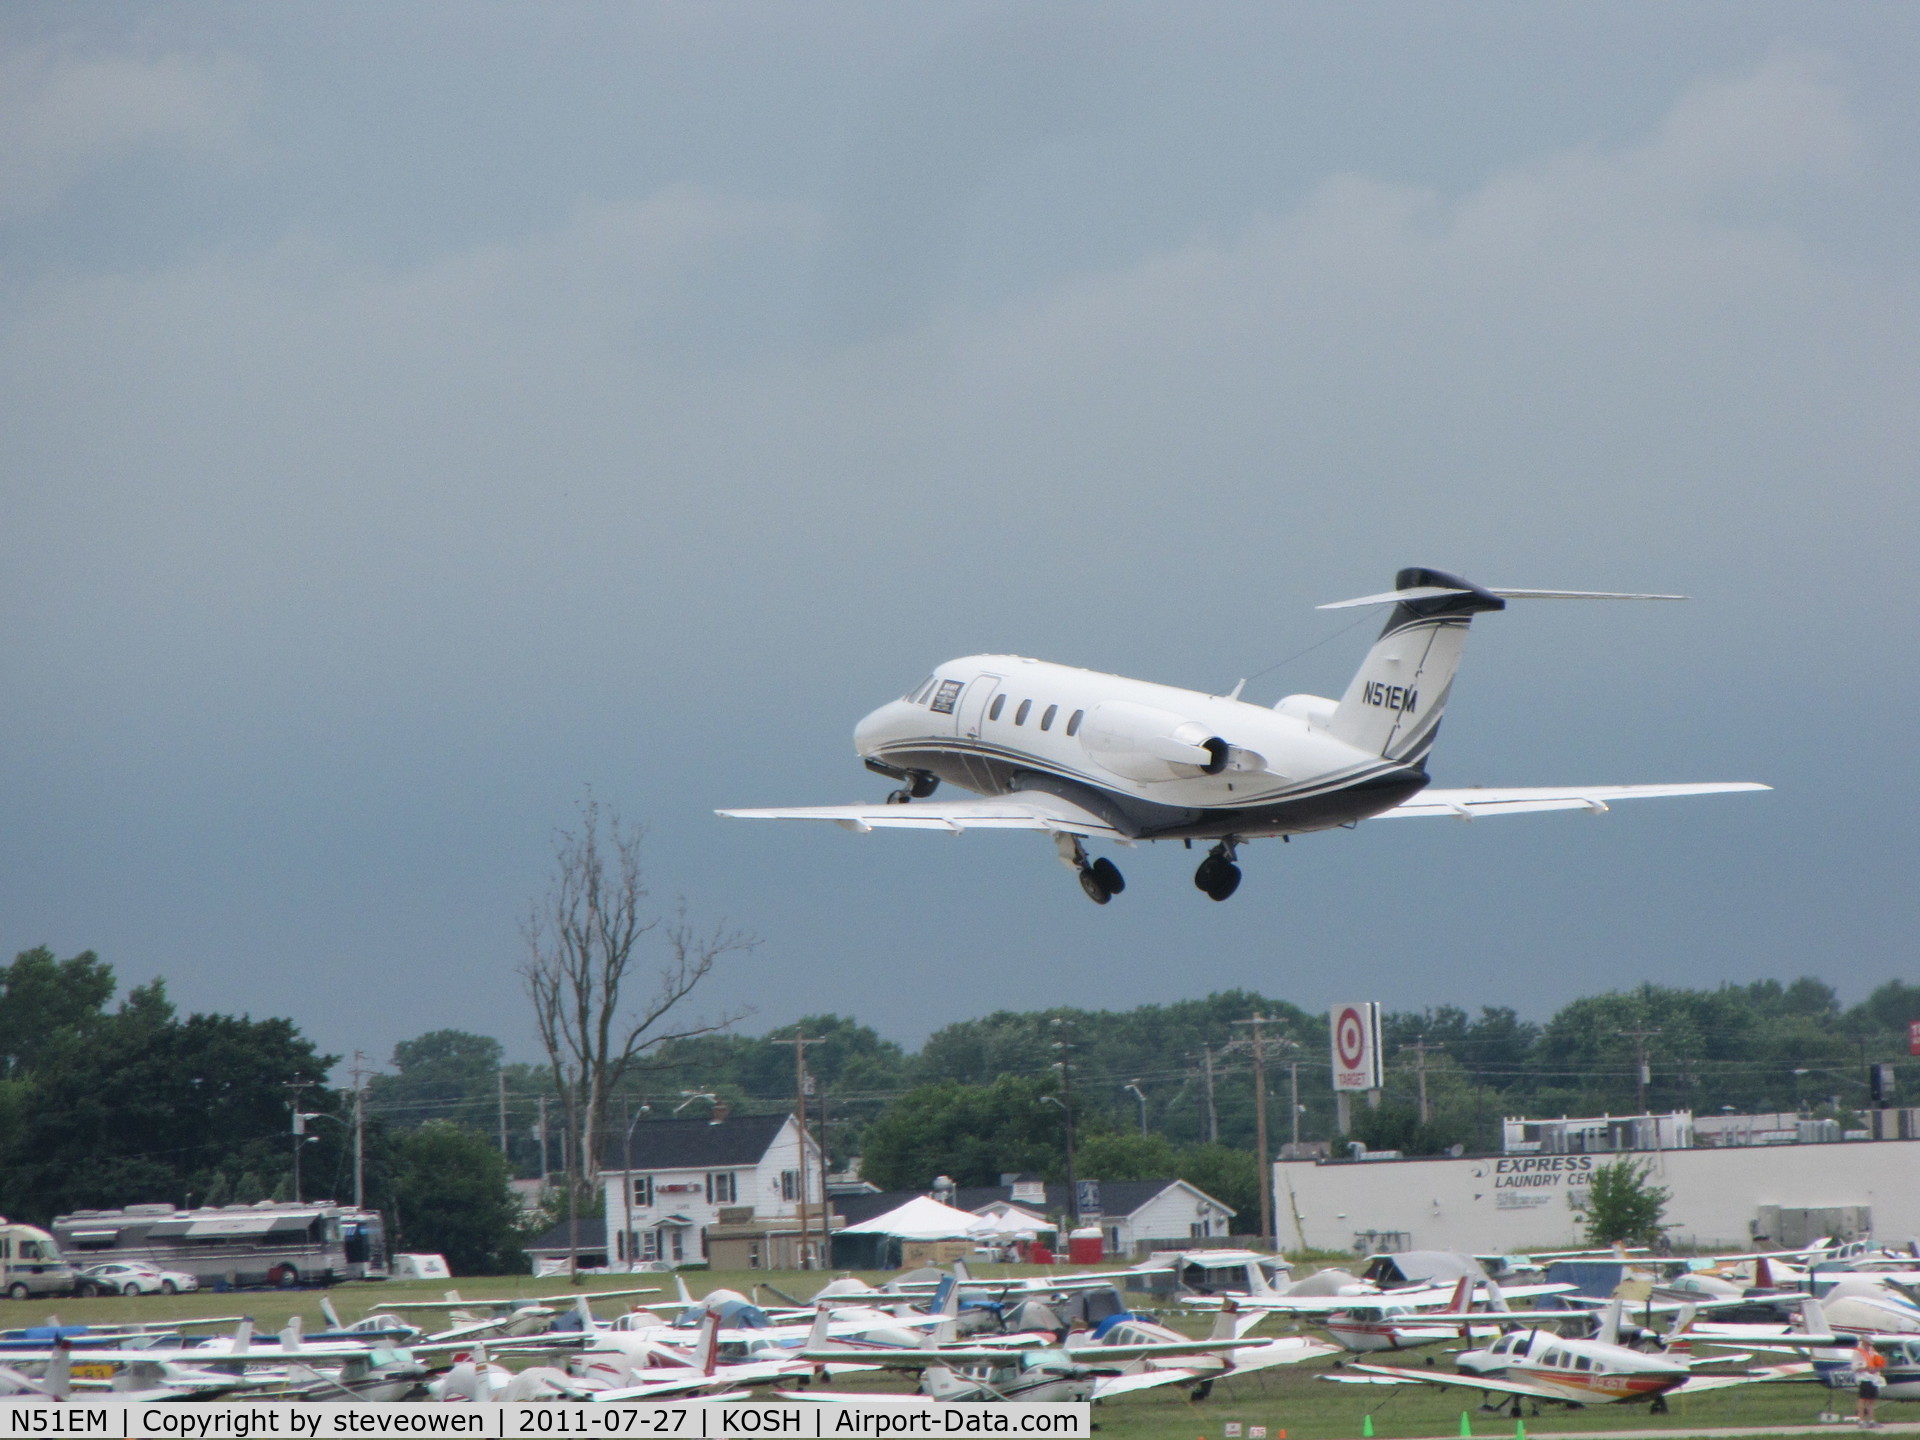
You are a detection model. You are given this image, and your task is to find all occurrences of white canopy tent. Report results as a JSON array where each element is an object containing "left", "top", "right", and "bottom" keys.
[{"left": 837, "top": 1195, "right": 987, "bottom": 1240}]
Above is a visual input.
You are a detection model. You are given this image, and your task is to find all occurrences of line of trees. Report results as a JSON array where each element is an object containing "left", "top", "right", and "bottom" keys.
[{"left": 0, "top": 947, "right": 526, "bottom": 1273}]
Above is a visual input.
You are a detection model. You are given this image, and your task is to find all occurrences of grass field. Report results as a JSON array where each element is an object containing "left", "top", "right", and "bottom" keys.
[{"left": 6, "top": 1267, "right": 1871, "bottom": 1438}]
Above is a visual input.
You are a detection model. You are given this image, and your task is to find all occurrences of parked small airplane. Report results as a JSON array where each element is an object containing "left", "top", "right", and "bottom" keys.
[
  {"left": 1325, "top": 1302, "right": 1806, "bottom": 1414},
  {"left": 722, "top": 569, "right": 1766, "bottom": 902}
]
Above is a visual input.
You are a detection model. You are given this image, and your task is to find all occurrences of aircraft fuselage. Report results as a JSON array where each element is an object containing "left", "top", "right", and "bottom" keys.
[{"left": 855, "top": 655, "right": 1428, "bottom": 842}]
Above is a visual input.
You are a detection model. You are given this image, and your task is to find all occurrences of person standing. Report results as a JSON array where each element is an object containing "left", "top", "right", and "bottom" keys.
[{"left": 1855, "top": 1338, "right": 1887, "bottom": 1426}]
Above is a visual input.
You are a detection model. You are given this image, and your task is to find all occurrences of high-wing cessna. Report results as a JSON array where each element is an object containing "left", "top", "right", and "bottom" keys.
[{"left": 721, "top": 568, "right": 1767, "bottom": 902}]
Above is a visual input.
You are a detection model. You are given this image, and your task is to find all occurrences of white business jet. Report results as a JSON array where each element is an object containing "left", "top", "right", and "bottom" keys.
[{"left": 721, "top": 568, "right": 1767, "bottom": 903}]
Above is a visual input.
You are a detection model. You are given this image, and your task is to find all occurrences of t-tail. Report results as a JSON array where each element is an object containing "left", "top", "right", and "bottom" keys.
[
  {"left": 1326, "top": 568, "right": 1505, "bottom": 765},
  {"left": 1321, "top": 567, "right": 1684, "bottom": 764}
]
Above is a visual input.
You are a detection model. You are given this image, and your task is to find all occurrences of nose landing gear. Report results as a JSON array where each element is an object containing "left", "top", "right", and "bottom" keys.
[
  {"left": 1056, "top": 835, "right": 1125, "bottom": 904},
  {"left": 1194, "top": 839, "right": 1242, "bottom": 901}
]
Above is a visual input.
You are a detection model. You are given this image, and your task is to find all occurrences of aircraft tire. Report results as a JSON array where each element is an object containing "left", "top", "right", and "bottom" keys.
[
  {"left": 1078, "top": 868, "right": 1112, "bottom": 904},
  {"left": 1194, "top": 856, "right": 1241, "bottom": 899},
  {"left": 1089, "top": 858, "right": 1125, "bottom": 895}
]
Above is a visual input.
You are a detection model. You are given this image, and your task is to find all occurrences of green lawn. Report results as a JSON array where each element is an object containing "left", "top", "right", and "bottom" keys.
[{"left": 6, "top": 1267, "right": 1866, "bottom": 1438}]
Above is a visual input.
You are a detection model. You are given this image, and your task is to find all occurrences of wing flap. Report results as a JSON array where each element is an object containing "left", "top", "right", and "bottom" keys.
[
  {"left": 1380, "top": 783, "right": 1769, "bottom": 819},
  {"left": 718, "top": 795, "right": 1122, "bottom": 838}
]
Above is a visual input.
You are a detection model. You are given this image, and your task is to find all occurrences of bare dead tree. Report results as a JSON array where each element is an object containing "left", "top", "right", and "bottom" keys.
[{"left": 521, "top": 798, "right": 755, "bottom": 1191}]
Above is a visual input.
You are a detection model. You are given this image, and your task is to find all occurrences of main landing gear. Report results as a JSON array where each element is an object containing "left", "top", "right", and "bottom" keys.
[
  {"left": 1194, "top": 839, "right": 1242, "bottom": 901},
  {"left": 882, "top": 771, "right": 940, "bottom": 804},
  {"left": 1056, "top": 835, "right": 1125, "bottom": 905}
]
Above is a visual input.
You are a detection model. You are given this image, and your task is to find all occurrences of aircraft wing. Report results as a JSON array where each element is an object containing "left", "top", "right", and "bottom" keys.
[
  {"left": 1224, "top": 1339, "right": 1345, "bottom": 1374},
  {"left": 1321, "top": 1364, "right": 1566, "bottom": 1401},
  {"left": 716, "top": 795, "right": 1124, "bottom": 838},
  {"left": 1671, "top": 1362, "right": 1814, "bottom": 1393},
  {"left": 1378, "top": 783, "right": 1769, "bottom": 819},
  {"left": 1091, "top": 1368, "right": 1206, "bottom": 1399}
]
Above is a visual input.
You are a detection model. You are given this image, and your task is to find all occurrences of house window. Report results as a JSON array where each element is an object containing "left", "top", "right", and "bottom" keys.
[
  {"left": 631, "top": 1176, "right": 653, "bottom": 1207},
  {"left": 780, "top": 1169, "right": 801, "bottom": 1202},
  {"left": 639, "top": 1230, "right": 661, "bottom": 1261},
  {"left": 1190, "top": 1220, "right": 1210, "bottom": 1238},
  {"left": 707, "top": 1172, "right": 737, "bottom": 1204}
]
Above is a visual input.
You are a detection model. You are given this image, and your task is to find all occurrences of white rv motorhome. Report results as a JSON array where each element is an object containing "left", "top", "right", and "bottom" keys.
[
  {"left": 51, "top": 1201, "right": 388, "bottom": 1288},
  {"left": 0, "top": 1219, "right": 77, "bottom": 1298}
]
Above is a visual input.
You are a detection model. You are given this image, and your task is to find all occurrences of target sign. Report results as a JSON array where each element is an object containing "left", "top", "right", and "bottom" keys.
[{"left": 1331, "top": 1002, "right": 1382, "bottom": 1092}]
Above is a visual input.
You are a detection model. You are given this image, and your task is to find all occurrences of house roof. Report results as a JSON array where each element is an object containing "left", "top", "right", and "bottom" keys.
[
  {"left": 602, "top": 1113, "right": 794, "bottom": 1173},
  {"left": 831, "top": 1177, "right": 1232, "bottom": 1226}
]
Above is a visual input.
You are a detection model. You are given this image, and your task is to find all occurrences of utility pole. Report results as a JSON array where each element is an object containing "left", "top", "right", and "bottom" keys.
[
  {"left": 349, "top": 1053, "right": 367, "bottom": 1210},
  {"left": 1125, "top": 1080, "right": 1148, "bottom": 1135},
  {"left": 1618, "top": 1028, "right": 1661, "bottom": 1114},
  {"left": 284, "top": 1079, "right": 315, "bottom": 1204},
  {"left": 1289, "top": 1055, "right": 1301, "bottom": 1148},
  {"left": 498, "top": 1068, "right": 509, "bottom": 1158},
  {"left": 1202, "top": 1046, "right": 1219, "bottom": 1144},
  {"left": 815, "top": 1085, "right": 832, "bottom": 1268},
  {"left": 1231, "top": 1016, "right": 1273, "bottom": 1250},
  {"left": 1401, "top": 1038, "right": 1441, "bottom": 1125},
  {"left": 1051, "top": 1019, "right": 1078, "bottom": 1229},
  {"left": 792, "top": 1033, "right": 817, "bottom": 1269},
  {"left": 536, "top": 1094, "right": 550, "bottom": 1195}
]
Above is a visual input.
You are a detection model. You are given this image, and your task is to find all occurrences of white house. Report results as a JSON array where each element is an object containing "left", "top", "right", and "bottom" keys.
[
  {"left": 833, "top": 1178, "right": 1235, "bottom": 1260},
  {"left": 600, "top": 1112, "right": 828, "bottom": 1269}
]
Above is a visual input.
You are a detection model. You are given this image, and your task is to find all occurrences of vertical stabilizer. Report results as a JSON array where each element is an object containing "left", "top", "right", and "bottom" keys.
[{"left": 1329, "top": 569, "right": 1504, "bottom": 763}]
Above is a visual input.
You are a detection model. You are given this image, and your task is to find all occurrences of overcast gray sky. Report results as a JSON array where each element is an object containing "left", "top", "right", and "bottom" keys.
[{"left": 3, "top": 3, "right": 1915, "bottom": 1075}]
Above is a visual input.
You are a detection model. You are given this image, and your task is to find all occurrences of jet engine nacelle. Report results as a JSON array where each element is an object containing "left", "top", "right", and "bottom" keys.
[{"left": 1079, "top": 701, "right": 1265, "bottom": 783}]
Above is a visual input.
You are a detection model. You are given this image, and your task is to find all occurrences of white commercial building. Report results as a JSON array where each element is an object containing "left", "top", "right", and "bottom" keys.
[{"left": 1274, "top": 1138, "right": 1920, "bottom": 1254}]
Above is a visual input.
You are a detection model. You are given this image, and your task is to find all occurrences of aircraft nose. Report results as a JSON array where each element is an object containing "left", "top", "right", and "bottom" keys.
[{"left": 853, "top": 703, "right": 894, "bottom": 756}]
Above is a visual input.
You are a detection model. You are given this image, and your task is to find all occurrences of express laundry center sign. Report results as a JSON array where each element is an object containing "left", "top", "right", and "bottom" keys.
[{"left": 1478, "top": 1154, "right": 1596, "bottom": 1211}]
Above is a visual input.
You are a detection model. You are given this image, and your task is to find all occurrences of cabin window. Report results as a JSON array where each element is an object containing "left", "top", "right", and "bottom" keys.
[
  {"left": 707, "top": 1172, "right": 738, "bottom": 1204},
  {"left": 1041, "top": 704, "right": 1057, "bottom": 730},
  {"left": 989, "top": 695, "right": 1005, "bottom": 721},
  {"left": 631, "top": 1176, "right": 653, "bottom": 1207},
  {"left": 1575, "top": 1356, "right": 1591, "bottom": 1371},
  {"left": 1015, "top": 699, "right": 1032, "bottom": 725},
  {"left": 929, "top": 679, "right": 963, "bottom": 715},
  {"left": 1066, "top": 709, "right": 1084, "bottom": 736}
]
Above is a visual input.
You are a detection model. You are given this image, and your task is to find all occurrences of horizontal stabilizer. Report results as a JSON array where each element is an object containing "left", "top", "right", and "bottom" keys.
[
  {"left": 1380, "top": 782, "right": 1769, "bottom": 819},
  {"left": 1320, "top": 586, "right": 1684, "bottom": 610}
]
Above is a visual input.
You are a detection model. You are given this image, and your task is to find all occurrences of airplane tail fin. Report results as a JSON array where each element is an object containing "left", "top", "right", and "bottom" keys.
[
  {"left": 1754, "top": 1256, "right": 1774, "bottom": 1290},
  {"left": 280, "top": 1315, "right": 303, "bottom": 1351},
  {"left": 675, "top": 1275, "right": 694, "bottom": 1306},
  {"left": 1597, "top": 1298, "right": 1623, "bottom": 1348},
  {"left": 1443, "top": 1276, "right": 1473, "bottom": 1314},
  {"left": 1798, "top": 1296, "right": 1835, "bottom": 1343},
  {"left": 1324, "top": 569, "right": 1504, "bottom": 763},
  {"left": 1321, "top": 569, "right": 1682, "bottom": 763},
  {"left": 320, "top": 1296, "right": 343, "bottom": 1331},
  {"left": 699, "top": 1312, "right": 720, "bottom": 1377}
]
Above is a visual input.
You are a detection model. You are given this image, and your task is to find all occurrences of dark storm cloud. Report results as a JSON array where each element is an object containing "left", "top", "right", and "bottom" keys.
[{"left": 0, "top": 7, "right": 1914, "bottom": 1069}]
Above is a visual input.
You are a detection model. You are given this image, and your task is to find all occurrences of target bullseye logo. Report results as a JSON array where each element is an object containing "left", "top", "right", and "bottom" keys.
[{"left": 1336, "top": 1007, "right": 1367, "bottom": 1071}]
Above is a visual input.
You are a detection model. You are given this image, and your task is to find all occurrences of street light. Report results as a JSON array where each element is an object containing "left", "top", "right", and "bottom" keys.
[{"left": 1124, "top": 1081, "right": 1148, "bottom": 1135}]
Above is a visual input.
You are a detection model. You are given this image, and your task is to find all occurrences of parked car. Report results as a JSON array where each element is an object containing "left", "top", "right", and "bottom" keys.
[{"left": 76, "top": 1262, "right": 198, "bottom": 1296}]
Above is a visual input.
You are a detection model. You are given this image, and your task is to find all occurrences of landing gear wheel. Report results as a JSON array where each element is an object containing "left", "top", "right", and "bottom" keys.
[
  {"left": 1089, "top": 858, "right": 1125, "bottom": 895},
  {"left": 1194, "top": 857, "right": 1241, "bottom": 900},
  {"left": 885, "top": 788, "right": 911, "bottom": 804},
  {"left": 1079, "top": 868, "right": 1113, "bottom": 904},
  {"left": 1194, "top": 840, "right": 1243, "bottom": 900}
]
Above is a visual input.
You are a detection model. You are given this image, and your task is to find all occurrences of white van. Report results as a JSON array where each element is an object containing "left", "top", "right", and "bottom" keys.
[{"left": 0, "top": 1219, "right": 77, "bottom": 1299}]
